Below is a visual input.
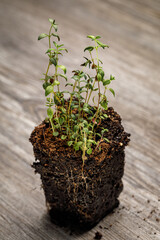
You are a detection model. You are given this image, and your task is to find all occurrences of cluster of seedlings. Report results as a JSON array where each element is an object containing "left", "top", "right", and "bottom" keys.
[{"left": 38, "top": 18, "right": 115, "bottom": 167}]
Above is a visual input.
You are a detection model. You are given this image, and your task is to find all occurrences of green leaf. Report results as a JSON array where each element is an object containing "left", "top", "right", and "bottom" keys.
[
  {"left": 95, "top": 36, "right": 101, "bottom": 39},
  {"left": 88, "top": 139, "right": 96, "bottom": 144},
  {"left": 97, "top": 73, "right": 102, "bottom": 81},
  {"left": 103, "top": 114, "right": 108, "bottom": 118},
  {"left": 74, "top": 142, "right": 83, "bottom": 151},
  {"left": 48, "top": 18, "right": 54, "bottom": 24},
  {"left": 61, "top": 107, "right": 66, "bottom": 114},
  {"left": 83, "top": 128, "right": 89, "bottom": 134},
  {"left": 47, "top": 107, "right": 53, "bottom": 119},
  {"left": 96, "top": 40, "right": 109, "bottom": 49},
  {"left": 96, "top": 133, "right": 102, "bottom": 138},
  {"left": 83, "top": 108, "right": 90, "bottom": 114},
  {"left": 87, "top": 148, "right": 92, "bottom": 155},
  {"left": 101, "top": 128, "right": 108, "bottom": 134},
  {"left": 51, "top": 33, "right": 60, "bottom": 41},
  {"left": 110, "top": 75, "right": 115, "bottom": 80},
  {"left": 100, "top": 99, "right": 108, "bottom": 110},
  {"left": 46, "top": 48, "right": 56, "bottom": 54},
  {"left": 53, "top": 131, "right": 59, "bottom": 137},
  {"left": 53, "top": 80, "right": 60, "bottom": 86},
  {"left": 50, "top": 58, "right": 57, "bottom": 66},
  {"left": 65, "top": 83, "right": 73, "bottom": 87},
  {"left": 103, "top": 80, "right": 111, "bottom": 86},
  {"left": 59, "top": 48, "right": 68, "bottom": 53},
  {"left": 84, "top": 46, "right": 94, "bottom": 52},
  {"left": 61, "top": 135, "right": 67, "bottom": 140},
  {"left": 98, "top": 69, "right": 104, "bottom": 79},
  {"left": 109, "top": 88, "right": 115, "bottom": 97},
  {"left": 93, "top": 88, "right": 99, "bottom": 91},
  {"left": 59, "top": 74, "right": 67, "bottom": 81},
  {"left": 38, "top": 33, "right": 48, "bottom": 40},
  {"left": 103, "top": 137, "right": 110, "bottom": 143},
  {"left": 68, "top": 141, "right": 73, "bottom": 146},
  {"left": 61, "top": 90, "right": 70, "bottom": 93},
  {"left": 45, "top": 85, "right": 53, "bottom": 96},
  {"left": 59, "top": 118, "right": 64, "bottom": 125},
  {"left": 87, "top": 35, "right": 95, "bottom": 40},
  {"left": 53, "top": 24, "right": 58, "bottom": 32},
  {"left": 58, "top": 65, "right": 67, "bottom": 74},
  {"left": 43, "top": 82, "right": 50, "bottom": 90},
  {"left": 53, "top": 41, "right": 58, "bottom": 48}
]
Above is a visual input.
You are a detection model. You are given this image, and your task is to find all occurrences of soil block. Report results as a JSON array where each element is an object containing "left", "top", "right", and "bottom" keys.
[{"left": 29, "top": 107, "right": 130, "bottom": 229}]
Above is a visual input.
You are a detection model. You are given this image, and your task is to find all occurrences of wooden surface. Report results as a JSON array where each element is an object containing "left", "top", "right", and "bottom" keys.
[{"left": 0, "top": 0, "right": 160, "bottom": 239}]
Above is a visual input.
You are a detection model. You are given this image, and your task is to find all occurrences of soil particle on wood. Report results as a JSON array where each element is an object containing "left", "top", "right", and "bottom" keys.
[
  {"left": 29, "top": 107, "right": 130, "bottom": 229},
  {"left": 94, "top": 231, "right": 102, "bottom": 239}
]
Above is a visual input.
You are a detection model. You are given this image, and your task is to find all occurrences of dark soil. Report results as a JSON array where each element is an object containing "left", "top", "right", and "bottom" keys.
[
  {"left": 29, "top": 107, "right": 130, "bottom": 229},
  {"left": 94, "top": 231, "right": 102, "bottom": 239}
]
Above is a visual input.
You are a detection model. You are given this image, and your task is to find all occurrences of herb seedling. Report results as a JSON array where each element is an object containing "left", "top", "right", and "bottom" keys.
[{"left": 38, "top": 18, "right": 116, "bottom": 169}]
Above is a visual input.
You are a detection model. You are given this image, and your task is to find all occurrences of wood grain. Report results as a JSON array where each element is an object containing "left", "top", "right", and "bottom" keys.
[{"left": 0, "top": 0, "right": 160, "bottom": 239}]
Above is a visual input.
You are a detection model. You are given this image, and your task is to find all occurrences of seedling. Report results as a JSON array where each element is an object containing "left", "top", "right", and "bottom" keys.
[{"left": 38, "top": 18, "right": 116, "bottom": 168}]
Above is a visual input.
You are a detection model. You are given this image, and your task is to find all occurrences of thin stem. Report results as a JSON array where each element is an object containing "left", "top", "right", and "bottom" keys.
[
  {"left": 67, "top": 80, "right": 77, "bottom": 135},
  {"left": 95, "top": 41, "right": 99, "bottom": 68},
  {"left": 45, "top": 25, "right": 52, "bottom": 82}
]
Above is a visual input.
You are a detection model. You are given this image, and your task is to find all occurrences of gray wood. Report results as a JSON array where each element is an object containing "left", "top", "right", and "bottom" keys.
[{"left": 0, "top": 0, "right": 160, "bottom": 239}]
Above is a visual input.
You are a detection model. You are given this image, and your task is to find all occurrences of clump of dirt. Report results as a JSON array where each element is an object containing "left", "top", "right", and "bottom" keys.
[
  {"left": 29, "top": 107, "right": 130, "bottom": 229},
  {"left": 94, "top": 231, "right": 102, "bottom": 239}
]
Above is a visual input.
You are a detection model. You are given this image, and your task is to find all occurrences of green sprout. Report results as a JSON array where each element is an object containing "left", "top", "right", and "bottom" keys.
[{"left": 38, "top": 18, "right": 116, "bottom": 170}]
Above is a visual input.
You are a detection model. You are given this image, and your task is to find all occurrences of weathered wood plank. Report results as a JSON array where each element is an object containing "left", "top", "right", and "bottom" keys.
[{"left": 0, "top": 0, "right": 160, "bottom": 239}]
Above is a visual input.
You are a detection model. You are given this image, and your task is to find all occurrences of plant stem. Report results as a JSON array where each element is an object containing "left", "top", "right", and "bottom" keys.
[
  {"left": 45, "top": 25, "right": 52, "bottom": 82},
  {"left": 67, "top": 80, "right": 77, "bottom": 135}
]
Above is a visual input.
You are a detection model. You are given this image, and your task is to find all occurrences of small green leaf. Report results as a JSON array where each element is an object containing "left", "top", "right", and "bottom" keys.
[
  {"left": 110, "top": 75, "right": 115, "bottom": 80},
  {"left": 58, "top": 65, "right": 67, "bottom": 74},
  {"left": 53, "top": 24, "right": 58, "bottom": 32},
  {"left": 47, "top": 107, "right": 53, "bottom": 119},
  {"left": 59, "top": 118, "right": 64, "bottom": 125},
  {"left": 61, "top": 107, "right": 66, "bottom": 114},
  {"left": 98, "top": 69, "right": 104, "bottom": 79},
  {"left": 53, "top": 80, "right": 60, "bottom": 86},
  {"left": 101, "top": 128, "right": 108, "bottom": 134},
  {"left": 50, "top": 58, "right": 57, "bottom": 66},
  {"left": 51, "top": 33, "right": 60, "bottom": 41},
  {"left": 46, "top": 48, "right": 56, "bottom": 54},
  {"left": 65, "top": 83, "right": 73, "bottom": 87},
  {"left": 48, "top": 18, "right": 54, "bottom": 24},
  {"left": 83, "top": 108, "right": 90, "bottom": 114},
  {"left": 100, "top": 99, "right": 108, "bottom": 110},
  {"left": 88, "top": 139, "right": 96, "bottom": 145},
  {"left": 68, "top": 141, "right": 73, "bottom": 146},
  {"left": 59, "top": 48, "right": 68, "bottom": 53},
  {"left": 97, "top": 73, "right": 102, "bottom": 81},
  {"left": 53, "top": 131, "right": 59, "bottom": 137},
  {"left": 103, "top": 114, "right": 108, "bottom": 118},
  {"left": 93, "top": 88, "right": 99, "bottom": 91},
  {"left": 38, "top": 33, "right": 48, "bottom": 40},
  {"left": 59, "top": 74, "right": 67, "bottom": 81},
  {"left": 74, "top": 142, "right": 83, "bottom": 151},
  {"left": 45, "top": 85, "right": 53, "bottom": 96},
  {"left": 109, "top": 88, "right": 115, "bottom": 97},
  {"left": 96, "top": 40, "right": 109, "bottom": 49},
  {"left": 103, "top": 137, "right": 110, "bottom": 143},
  {"left": 103, "top": 80, "right": 111, "bottom": 86},
  {"left": 43, "top": 82, "right": 50, "bottom": 90},
  {"left": 61, "top": 135, "right": 67, "bottom": 140},
  {"left": 84, "top": 46, "right": 94, "bottom": 52},
  {"left": 87, "top": 148, "right": 92, "bottom": 155},
  {"left": 95, "top": 36, "right": 101, "bottom": 39},
  {"left": 87, "top": 35, "right": 95, "bottom": 40}
]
